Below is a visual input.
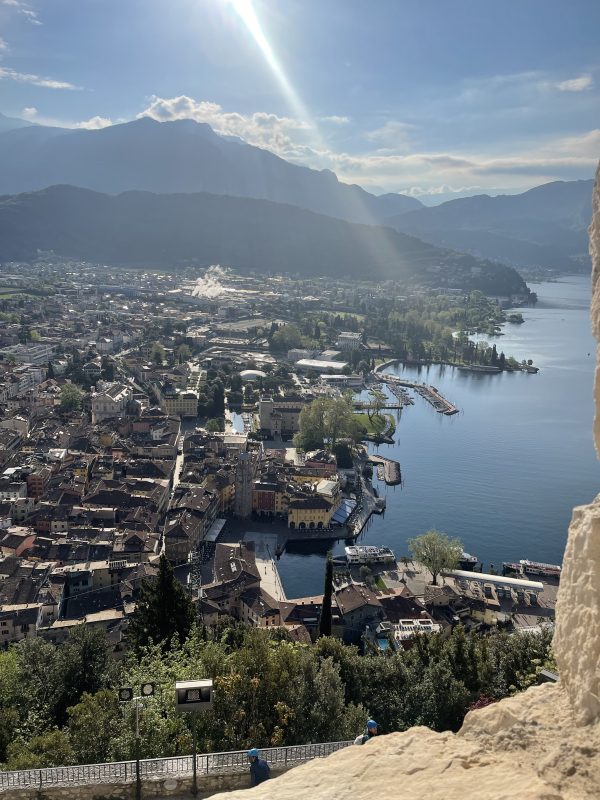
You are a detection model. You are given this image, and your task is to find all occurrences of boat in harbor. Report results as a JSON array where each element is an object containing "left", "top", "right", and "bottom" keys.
[
  {"left": 519, "top": 559, "right": 561, "bottom": 577},
  {"left": 345, "top": 545, "right": 396, "bottom": 565},
  {"left": 459, "top": 551, "right": 478, "bottom": 570},
  {"left": 502, "top": 559, "right": 561, "bottom": 578}
]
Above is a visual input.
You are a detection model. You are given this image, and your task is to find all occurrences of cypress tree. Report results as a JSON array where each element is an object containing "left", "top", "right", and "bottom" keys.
[
  {"left": 128, "top": 555, "right": 195, "bottom": 652},
  {"left": 318, "top": 552, "right": 334, "bottom": 638}
]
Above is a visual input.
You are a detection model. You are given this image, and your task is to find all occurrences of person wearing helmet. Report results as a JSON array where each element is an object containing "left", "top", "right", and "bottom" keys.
[
  {"left": 354, "top": 719, "right": 378, "bottom": 745},
  {"left": 247, "top": 747, "right": 271, "bottom": 786}
]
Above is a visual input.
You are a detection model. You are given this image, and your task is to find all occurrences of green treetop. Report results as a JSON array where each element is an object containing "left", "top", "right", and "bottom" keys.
[
  {"left": 59, "top": 383, "right": 83, "bottom": 413},
  {"left": 127, "top": 555, "right": 195, "bottom": 653},
  {"left": 408, "top": 529, "right": 463, "bottom": 586}
]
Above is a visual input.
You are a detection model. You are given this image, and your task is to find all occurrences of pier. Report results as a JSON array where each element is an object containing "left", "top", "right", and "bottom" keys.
[
  {"left": 367, "top": 454, "right": 402, "bottom": 485},
  {"left": 382, "top": 374, "right": 458, "bottom": 415}
]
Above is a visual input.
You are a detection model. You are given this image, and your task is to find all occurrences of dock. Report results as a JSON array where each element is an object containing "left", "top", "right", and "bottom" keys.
[
  {"left": 367, "top": 454, "right": 402, "bottom": 485},
  {"left": 413, "top": 384, "right": 459, "bottom": 415},
  {"left": 383, "top": 374, "right": 458, "bottom": 415}
]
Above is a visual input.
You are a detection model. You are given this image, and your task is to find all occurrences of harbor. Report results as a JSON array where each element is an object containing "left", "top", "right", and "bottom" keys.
[
  {"left": 366, "top": 454, "right": 402, "bottom": 485},
  {"left": 378, "top": 370, "right": 459, "bottom": 415}
]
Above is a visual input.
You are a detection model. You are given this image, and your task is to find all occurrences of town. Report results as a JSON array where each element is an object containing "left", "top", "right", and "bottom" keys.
[{"left": 0, "top": 260, "right": 555, "bottom": 657}]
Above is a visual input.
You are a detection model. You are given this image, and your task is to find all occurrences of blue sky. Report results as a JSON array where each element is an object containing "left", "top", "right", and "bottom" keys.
[{"left": 0, "top": 0, "right": 598, "bottom": 201}]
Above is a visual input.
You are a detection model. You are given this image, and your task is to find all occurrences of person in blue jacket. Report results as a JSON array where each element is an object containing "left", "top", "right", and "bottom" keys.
[
  {"left": 248, "top": 747, "right": 271, "bottom": 786},
  {"left": 354, "top": 719, "right": 379, "bottom": 745}
]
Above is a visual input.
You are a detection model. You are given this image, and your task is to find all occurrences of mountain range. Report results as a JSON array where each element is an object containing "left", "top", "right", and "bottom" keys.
[
  {"left": 0, "top": 115, "right": 421, "bottom": 225},
  {"left": 387, "top": 180, "right": 594, "bottom": 273},
  {"left": 0, "top": 185, "right": 529, "bottom": 296},
  {"left": 0, "top": 112, "right": 593, "bottom": 281}
]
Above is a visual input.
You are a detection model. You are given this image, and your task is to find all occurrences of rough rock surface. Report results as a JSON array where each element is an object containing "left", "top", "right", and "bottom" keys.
[
  {"left": 207, "top": 164, "right": 600, "bottom": 800},
  {"left": 554, "top": 166, "right": 600, "bottom": 724}
]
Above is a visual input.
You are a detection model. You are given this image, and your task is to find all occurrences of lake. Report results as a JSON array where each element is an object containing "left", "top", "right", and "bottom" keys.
[{"left": 276, "top": 275, "right": 600, "bottom": 598}]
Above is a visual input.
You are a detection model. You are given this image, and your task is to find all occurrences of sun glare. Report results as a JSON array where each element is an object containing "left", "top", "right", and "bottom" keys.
[{"left": 222, "top": 0, "right": 319, "bottom": 140}]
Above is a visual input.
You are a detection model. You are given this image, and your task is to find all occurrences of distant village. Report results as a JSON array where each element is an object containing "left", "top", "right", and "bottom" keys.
[{"left": 0, "top": 261, "right": 553, "bottom": 655}]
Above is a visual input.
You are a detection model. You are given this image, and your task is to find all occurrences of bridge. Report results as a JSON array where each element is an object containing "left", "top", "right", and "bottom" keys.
[{"left": 0, "top": 741, "right": 353, "bottom": 793}]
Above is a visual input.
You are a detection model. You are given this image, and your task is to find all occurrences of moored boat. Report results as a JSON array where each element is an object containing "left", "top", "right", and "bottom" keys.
[{"left": 345, "top": 545, "right": 396, "bottom": 565}]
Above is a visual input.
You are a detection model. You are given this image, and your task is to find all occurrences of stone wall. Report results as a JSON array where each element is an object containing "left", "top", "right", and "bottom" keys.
[
  {"left": 0, "top": 769, "right": 289, "bottom": 800},
  {"left": 207, "top": 165, "right": 600, "bottom": 800}
]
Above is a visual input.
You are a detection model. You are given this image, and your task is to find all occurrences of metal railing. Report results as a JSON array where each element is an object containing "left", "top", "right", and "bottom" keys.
[{"left": 0, "top": 741, "right": 353, "bottom": 791}]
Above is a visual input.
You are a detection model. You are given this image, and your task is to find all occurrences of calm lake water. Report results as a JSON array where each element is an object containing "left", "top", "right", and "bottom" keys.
[{"left": 276, "top": 275, "right": 600, "bottom": 598}]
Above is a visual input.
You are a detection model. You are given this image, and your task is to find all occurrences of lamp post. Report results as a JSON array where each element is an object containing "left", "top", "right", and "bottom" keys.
[
  {"left": 174, "top": 680, "right": 214, "bottom": 798},
  {"left": 118, "top": 683, "right": 156, "bottom": 800}
]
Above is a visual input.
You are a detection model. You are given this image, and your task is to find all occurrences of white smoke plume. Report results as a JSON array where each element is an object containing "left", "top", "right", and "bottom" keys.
[{"left": 191, "top": 265, "right": 232, "bottom": 298}]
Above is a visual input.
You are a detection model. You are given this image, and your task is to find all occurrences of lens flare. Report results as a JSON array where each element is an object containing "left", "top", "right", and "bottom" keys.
[{"left": 224, "top": 0, "right": 319, "bottom": 143}]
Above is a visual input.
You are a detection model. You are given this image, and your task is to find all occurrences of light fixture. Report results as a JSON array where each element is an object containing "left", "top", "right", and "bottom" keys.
[
  {"left": 140, "top": 682, "right": 156, "bottom": 697},
  {"left": 118, "top": 686, "right": 134, "bottom": 702}
]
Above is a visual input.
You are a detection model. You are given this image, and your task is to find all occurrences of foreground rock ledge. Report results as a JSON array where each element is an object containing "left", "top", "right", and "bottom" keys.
[{"left": 209, "top": 686, "right": 599, "bottom": 800}]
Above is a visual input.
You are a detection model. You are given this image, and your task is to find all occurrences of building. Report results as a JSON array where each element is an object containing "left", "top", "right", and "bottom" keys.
[
  {"left": 258, "top": 396, "right": 306, "bottom": 436},
  {"left": 91, "top": 382, "right": 133, "bottom": 424},
  {"left": 288, "top": 495, "right": 333, "bottom": 529},
  {"left": 235, "top": 451, "right": 258, "bottom": 518},
  {"left": 0, "top": 343, "right": 53, "bottom": 365},
  {"left": 295, "top": 359, "right": 348, "bottom": 373},
  {"left": 159, "top": 385, "right": 198, "bottom": 418},
  {"left": 336, "top": 332, "right": 362, "bottom": 351}
]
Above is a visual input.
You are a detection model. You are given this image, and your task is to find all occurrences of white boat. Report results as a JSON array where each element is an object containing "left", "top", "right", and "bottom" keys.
[
  {"left": 459, "top": 551, "right": 478, "bottom": 568},
  {"left": 345, "top": 545, "right": 396, "bottom": 565},
  {"left": 519, "top": 559, "right": 561, "bottom": 577}
]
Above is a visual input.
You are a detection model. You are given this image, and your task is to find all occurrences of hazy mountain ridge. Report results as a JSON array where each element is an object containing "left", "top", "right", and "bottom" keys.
[
  {"left": 0, "top": 184, "right": 528, "bottom": 295},
  {"left": 0, "top": 116, "right": 422, "bottom": 224},
  {"left": 387, "top": 180, "right": 594, "bottom": 273}
]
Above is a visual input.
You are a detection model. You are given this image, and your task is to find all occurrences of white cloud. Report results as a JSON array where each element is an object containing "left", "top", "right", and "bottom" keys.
[
  {"left": 1, "top": 1, "right": 42, "bottom": 24},
  {"left": 556, "top": 74, "right": 593, "bottom": 92},
  {"left": 20, "top": 7, "right": 41, "bottom": 24},
  {"left": 138, "top": 95, "right": 311, "bottom": 153},
  {"left": 0, "top": 36, "right": 8, "bottom": 51},
  {"left": 74, "top": 115, "right": 112, "bottom": 130},
  {"left": 134, "top": 94, "right": 598, "bottom": 197},
  {"left": 366, "top": 121, "right": 414, "bottom": 141},
  {"left": 320, "top": 115, "right": 350, "bottom": 125},
  {"left": 0, "top": 66, "right": 79, "bottom": 89},
  {"left": 21, "top": 105, "right": 37, "bottom": 118}
]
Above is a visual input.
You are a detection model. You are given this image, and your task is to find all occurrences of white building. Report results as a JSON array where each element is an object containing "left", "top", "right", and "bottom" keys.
[
  {"left": 0, "top": 344, "right": 53, "bottom": 365},
  {"left": 91, "top": 382, "right": 132, "bottom": 424},
  {"left": 336, "top": 332, "right": 362, "bottom": 351}
]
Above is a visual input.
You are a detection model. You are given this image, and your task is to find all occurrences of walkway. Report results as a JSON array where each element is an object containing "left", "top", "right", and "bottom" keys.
[
  {"left": 0, "top": 742, "right": 353, "bottom": 792},
  {"left": 243, "top": 531, "right": 287, "bottom": 601}
]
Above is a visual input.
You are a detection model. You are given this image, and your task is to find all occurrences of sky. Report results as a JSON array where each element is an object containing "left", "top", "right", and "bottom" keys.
[{"left": 0, "top": 0, "right": 598, "bottom": 203}]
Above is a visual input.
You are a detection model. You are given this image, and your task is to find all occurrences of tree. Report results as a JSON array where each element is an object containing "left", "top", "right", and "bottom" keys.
[
  {"left": 367, "top": 389, "right": 386, "bottom": 421},
  {"left": 46, "top": 361, "right": 55, "bottom": 380},
  {"left": 67, "top": 690, "right": 121, "bottom": 765},
  {"left": 53, "top": 626, "right": 111, "bottom": 724},
  {"left": 408, "top": 529, "right": 463, "bottom": 586},
  {"left": 151, "top": 342, "right": 165, "bottom": 366},
  {"left": 59, "top": 383, "right": 83, "bottom": 413},
  {"left": 294, "top": 395, "right": 361, "bottom": 452},
  {"left": 318, "top": 553, "right": 334, "bottom": 638},
  {"left": 270, "top": 324, "right": 302, "bottom": 351},
  {"left": 127, "top": 555, "right": 195, "bottom": 652},
  {"left": 206, "top": 417, "right": 225, "bottom": 432},
  {"left": 177, "top": 344, "right": 191, "bottom": 363},
  {"left": 4, "top": 730, "right": 74, "bottom": 770}
]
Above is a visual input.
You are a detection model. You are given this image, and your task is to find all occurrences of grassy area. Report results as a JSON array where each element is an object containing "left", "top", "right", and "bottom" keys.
[
  {"left": 373, "top": 574, "right": 387, "bottom": 590},
  {"left": 353, "top": 412, "right": 396, "bottom": 437}
]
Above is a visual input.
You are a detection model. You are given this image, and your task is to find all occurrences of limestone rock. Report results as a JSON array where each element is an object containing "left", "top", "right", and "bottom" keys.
[
  {"left": 554, "top": 165, "right": 600, "bottom": 724},
  {"left": 210, "top": 686, "right": 600, "bottom": 800}
]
